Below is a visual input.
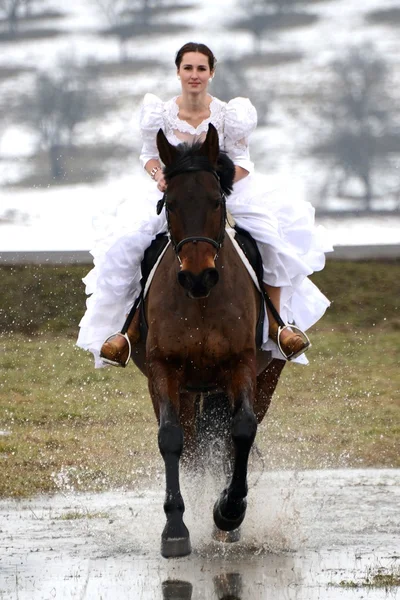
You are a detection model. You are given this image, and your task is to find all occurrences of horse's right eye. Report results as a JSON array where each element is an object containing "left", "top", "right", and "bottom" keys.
[{"left": 214, "top": 199, "right": 222, "bottom": 210}]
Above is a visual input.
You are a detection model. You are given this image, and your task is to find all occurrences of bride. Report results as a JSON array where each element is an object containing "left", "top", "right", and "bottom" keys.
[{"left": 77, "top": 42, "right": 331, "bottom": 368}]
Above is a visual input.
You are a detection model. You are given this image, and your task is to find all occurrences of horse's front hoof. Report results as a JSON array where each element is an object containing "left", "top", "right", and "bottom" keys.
[
  {"left": 213, "top": 492, "right": 247, "bottom": 532},
  {"left": 212, "top": 525, "right": 241, "bottom": 543},
  {"left": 161, "top": 535, "right": 191, "bottom": 558}
]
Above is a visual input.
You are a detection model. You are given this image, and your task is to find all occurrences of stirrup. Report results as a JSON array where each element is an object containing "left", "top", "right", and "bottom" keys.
[
  {"left": 100, "top": 332, "right": 132, "bottom": 367},
  {"left": 277, "top": 324, "right": 311, "bottom": 361}
]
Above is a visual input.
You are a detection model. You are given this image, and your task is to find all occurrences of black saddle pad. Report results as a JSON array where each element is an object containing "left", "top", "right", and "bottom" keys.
[
  {"left": 140, "top": 232, "right": 169, "bottom": 289},
  {"left": 233, "top": 225, "right": 264, "bottom": 282},
  {"left": 233, "top": 226, "right": 265, "bottom": 348}
]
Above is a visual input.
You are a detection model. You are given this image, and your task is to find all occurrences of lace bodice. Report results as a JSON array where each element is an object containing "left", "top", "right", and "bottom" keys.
[
  {"left": 164, "top": 96, "right": 225, "bottom": 143},
  {"left": 139, "top": 93, "right": 257, "bottom": 173}
]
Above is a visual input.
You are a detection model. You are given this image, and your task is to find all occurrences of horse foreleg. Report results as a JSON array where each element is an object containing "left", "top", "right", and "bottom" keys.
[
  {"left": 179, "top": 391, "right": 199, "bottom": 468},
  {"left": 253, "top": 358, "right": 285, "bottom": 423},
  {"left": 148, "top": 365, "right": 191, "bottom": 558},
  {"left": 213, "top": 361, "right": 257, "bottom": 532}
]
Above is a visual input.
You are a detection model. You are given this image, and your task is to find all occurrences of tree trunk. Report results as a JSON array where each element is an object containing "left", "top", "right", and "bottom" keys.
[
  {"left": 362, "top": 173, "right": 373, "bottom": 212},
  {"left": 254, "top": 32, "right": 263, "bottom": 54},
  {"left": 119, "top": 36, "right": 127, "bottom": 63},
  {"left": 49, "top": 145, "right": 66, "bottom": 181},
  {"left": 8, "top": 3, "right": 19, "bottom": 36},
  {"left": 23, "top": 0, "right": 33, "bottom": 16}
]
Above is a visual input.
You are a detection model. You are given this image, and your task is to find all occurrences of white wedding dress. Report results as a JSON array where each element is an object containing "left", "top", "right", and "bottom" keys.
[{"left": 77, "top": 93, "right": 332, "bottom": 367}]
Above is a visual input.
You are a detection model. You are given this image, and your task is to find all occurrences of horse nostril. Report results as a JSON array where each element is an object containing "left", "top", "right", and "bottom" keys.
[
  {"left": 178, "top": 268, "right": 219, "bottom": 297},
  {"left": 178, "top": 270, "right": 194, "bottom": 290},
  {"left": 202, "top": 268, "right": 219, "bottom": 289}
]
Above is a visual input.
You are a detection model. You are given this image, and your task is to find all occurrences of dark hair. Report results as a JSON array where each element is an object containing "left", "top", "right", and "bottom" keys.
[
  {"left": 175, "top": 42, "right": 217, "bottom": 71},
  {"left": 164, "top": 141, "right": 234, "bottom": 197}
]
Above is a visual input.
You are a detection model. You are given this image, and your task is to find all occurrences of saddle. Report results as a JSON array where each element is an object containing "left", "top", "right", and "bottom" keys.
[{"left": 137, "top": 228, "right": 265, "bottom": 348}]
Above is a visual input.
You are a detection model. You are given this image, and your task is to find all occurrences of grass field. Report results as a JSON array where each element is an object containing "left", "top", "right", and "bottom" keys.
[{"left": 0, "top": 260, "right": 399, "bottom": 498}]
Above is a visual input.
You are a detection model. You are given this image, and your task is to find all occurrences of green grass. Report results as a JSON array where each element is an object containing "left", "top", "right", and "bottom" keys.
[
  {"left": 336, "top": 566, "right": 400, "bottom": 589},
  {"left": 0, "top": 333, "right": 158, "bottom": 497},
  {"left": 260, "top": 329, "right": 400, "bottom": 470},
  {"left": 0, "top": 260, "right": 399, "bottom": 497},
  {"left": 1, "top": 260, "right": 399, "bottom": 335},
  {"left": 55, "top": 510, "right": 110, "bottom": 520}
]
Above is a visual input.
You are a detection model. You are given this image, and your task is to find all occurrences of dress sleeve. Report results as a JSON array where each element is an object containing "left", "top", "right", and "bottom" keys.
[
  {"left": 139, "top": 93, "right": 164, "bottom": 168},
  {"left": 224, "top": 97, "right": 257, "bottom": 174}
]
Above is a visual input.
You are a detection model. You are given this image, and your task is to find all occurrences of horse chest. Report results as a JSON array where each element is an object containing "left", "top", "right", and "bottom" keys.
[{"left": 150, "top": 317, "right": 249, "bottom": 366}]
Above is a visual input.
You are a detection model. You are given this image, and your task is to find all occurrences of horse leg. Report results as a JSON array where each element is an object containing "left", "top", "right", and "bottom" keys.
[
  {"left": 179, "top": 392, "right": 199, "bottom": 469},
  {"left": 213, "top": 360, "right": 258, "bottom": 532},
  {"left": 148, "top": 365, "right": 191, "bottom": 558},
  {"left": 253, "top": 359, "right": 285, "bottom": 423}
]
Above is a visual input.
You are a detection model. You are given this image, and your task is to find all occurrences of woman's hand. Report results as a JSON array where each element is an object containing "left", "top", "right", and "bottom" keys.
[{"left": 155, "top": 170, "right": 167, "bottom": 193}]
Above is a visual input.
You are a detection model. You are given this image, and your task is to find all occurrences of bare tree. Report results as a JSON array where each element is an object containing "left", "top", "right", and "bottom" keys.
[
  {"left": 0, "top": 0, "right": 25, "bottom": 35},
  {"left": 125, "top": 0, "right": 156, "bottom": 25},
  {"left": 210, "top": 59, "right": 247, "bottom": 103},
  {"left": 211, "top": 59, "right": 271, "bottom": 126},
  {"left": 251, "top": 0, "right": 299, "bottom": 14},
  {"left": 231, "top": 0, "right": 316, "bottom": 52},
  {"left": 95, "top": 0, "right": 163, "bottom": 61},
  {"left": 313, "top": 44, "right": 398, "bottom": 211},
  {"left": 0, "top": 0, "right": 45, "bottom": 35},
  {"left": 95, "top": 0, "right": 185, "bottom": 62},
  {"left": 94, "top": 0, "right": 128, "bottom": 60},
  {"left": 26, "top": 59, "right": 99, "bottom": 180}
]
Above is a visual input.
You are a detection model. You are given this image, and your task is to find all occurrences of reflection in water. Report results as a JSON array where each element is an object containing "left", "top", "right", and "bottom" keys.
[
  {"left": 214, "top": 572, "right": 243, "bottom": 599},
  {"left": 162, "top": 573, "right": 243, "bottom": 600},
  {"left": 162, "top": 579, "right": 193, "bottom": 600},
  {"left": 2, "top": 471, "right": 399, "bottom": 599}
]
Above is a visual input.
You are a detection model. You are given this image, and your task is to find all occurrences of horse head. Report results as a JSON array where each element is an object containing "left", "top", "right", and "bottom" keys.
[{"left": 156, "top": 124, "right": 234, "bottom": 299}]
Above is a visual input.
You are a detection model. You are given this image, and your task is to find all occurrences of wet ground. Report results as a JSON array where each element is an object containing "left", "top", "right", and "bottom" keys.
[{"left": 1, "top": 469, "right": 399, "bottom": 599}]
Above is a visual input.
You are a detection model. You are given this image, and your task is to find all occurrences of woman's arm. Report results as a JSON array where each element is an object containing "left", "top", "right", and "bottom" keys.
[
  {"left": 224, "top": 98, "right": 257, "bottom": 179},
  {"left": 144, "top": 158, "right": 161, "bottom": 177},
  {"left": 144, "top": 158, "right": 167, "bottom": 192},
  {"left": 234, "top": 166, "right": 250, "bottom": 183}
]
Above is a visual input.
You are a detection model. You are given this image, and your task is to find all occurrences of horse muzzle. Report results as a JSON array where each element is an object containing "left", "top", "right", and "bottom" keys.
[{"left": 178, "top": 268, "right": 219, "bottom": 298}]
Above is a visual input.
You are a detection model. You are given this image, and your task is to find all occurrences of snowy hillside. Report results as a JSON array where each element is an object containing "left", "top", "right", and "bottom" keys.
[{"left": 0, "top": 0, "right": 399, "bottom": 251}]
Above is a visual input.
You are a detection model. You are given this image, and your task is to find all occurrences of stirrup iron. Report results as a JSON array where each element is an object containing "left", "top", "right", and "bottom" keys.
[
  {"left": 100, "top": 332, "right": 132, "bottom": 367},
  {"left": 277, "top": 324, "right": 311, "bottom": 361}
]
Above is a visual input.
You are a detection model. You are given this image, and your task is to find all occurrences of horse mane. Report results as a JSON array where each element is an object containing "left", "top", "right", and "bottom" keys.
[{"left": 163, "top": 141, "right": 235, "bottom": 197}]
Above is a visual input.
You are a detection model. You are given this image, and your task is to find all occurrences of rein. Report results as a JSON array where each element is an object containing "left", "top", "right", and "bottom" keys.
[{"left": 156, "top": 164, "right": 227, "bottom": 259}]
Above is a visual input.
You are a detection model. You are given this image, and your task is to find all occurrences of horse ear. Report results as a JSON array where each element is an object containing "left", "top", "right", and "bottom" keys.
[
  {"left": 157, "top": 128, "right": 178, "bottom": 166},
  {"left": 199, "top": 123, "right": 219, "bottom": 166}
]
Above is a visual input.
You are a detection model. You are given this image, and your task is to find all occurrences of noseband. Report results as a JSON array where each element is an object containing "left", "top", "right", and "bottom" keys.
[{"left": 156, "top": 164, "right": 227, "bottom": 260}]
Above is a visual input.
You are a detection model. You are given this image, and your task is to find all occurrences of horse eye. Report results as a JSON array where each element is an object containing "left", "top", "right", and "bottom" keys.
[
  {"left": 214, "top": 199, "right": 222, "bottom": 210},
  {"left": 166, "top": 201, "right": 175, "bottom": 212}
]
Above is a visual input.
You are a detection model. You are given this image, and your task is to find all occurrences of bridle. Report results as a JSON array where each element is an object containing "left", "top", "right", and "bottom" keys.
[{"left": 156, "top": 164, "right": 227, "bottom": 261}]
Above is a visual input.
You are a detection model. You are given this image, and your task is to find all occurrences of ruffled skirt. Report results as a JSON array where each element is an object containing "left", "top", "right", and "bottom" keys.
[{"left": 77, "top": 174, "right": 332, "bottom": 367}]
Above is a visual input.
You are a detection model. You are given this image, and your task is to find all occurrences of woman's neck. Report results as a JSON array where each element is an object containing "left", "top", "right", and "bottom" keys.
[{"left": 178, "top": 91, "right": 211, "bottom": 114}]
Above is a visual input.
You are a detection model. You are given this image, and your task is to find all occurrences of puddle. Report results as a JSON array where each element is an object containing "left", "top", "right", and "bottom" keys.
[{"left": 1, "top": 469, "right": 399, "bottom": 599}]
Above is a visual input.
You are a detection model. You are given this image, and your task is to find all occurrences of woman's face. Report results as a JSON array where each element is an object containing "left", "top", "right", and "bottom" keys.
[{"left": 177, "top": 52, "right": 213, "bottom": 95}]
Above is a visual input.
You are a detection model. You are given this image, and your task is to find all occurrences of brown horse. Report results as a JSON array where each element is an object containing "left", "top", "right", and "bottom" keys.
[{"left": 131, "top": 124, "right": 285, "bottom": 558}]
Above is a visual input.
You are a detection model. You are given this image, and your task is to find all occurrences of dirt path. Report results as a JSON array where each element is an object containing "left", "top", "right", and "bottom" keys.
[{"left": 1, "top": 470, "right": 399, "bottom": 599}]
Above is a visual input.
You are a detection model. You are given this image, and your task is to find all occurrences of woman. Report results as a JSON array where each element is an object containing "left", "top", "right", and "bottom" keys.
[{"left": 77, "top": 42, "right": 331, "bottom": 368}]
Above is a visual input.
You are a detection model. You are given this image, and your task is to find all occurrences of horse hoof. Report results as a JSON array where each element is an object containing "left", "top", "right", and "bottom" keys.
[
  {"left": 212, "top": 525, "right": 241, "bottom": 543},
  {"left": 213, "top": 496, "right": 247, "bottom": 532},
  {"left": 162, "top": 579, "right": 193, "bottom": 599},
  {"left": 161, "top": 535, "right": 191, "bottom": 558}
]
